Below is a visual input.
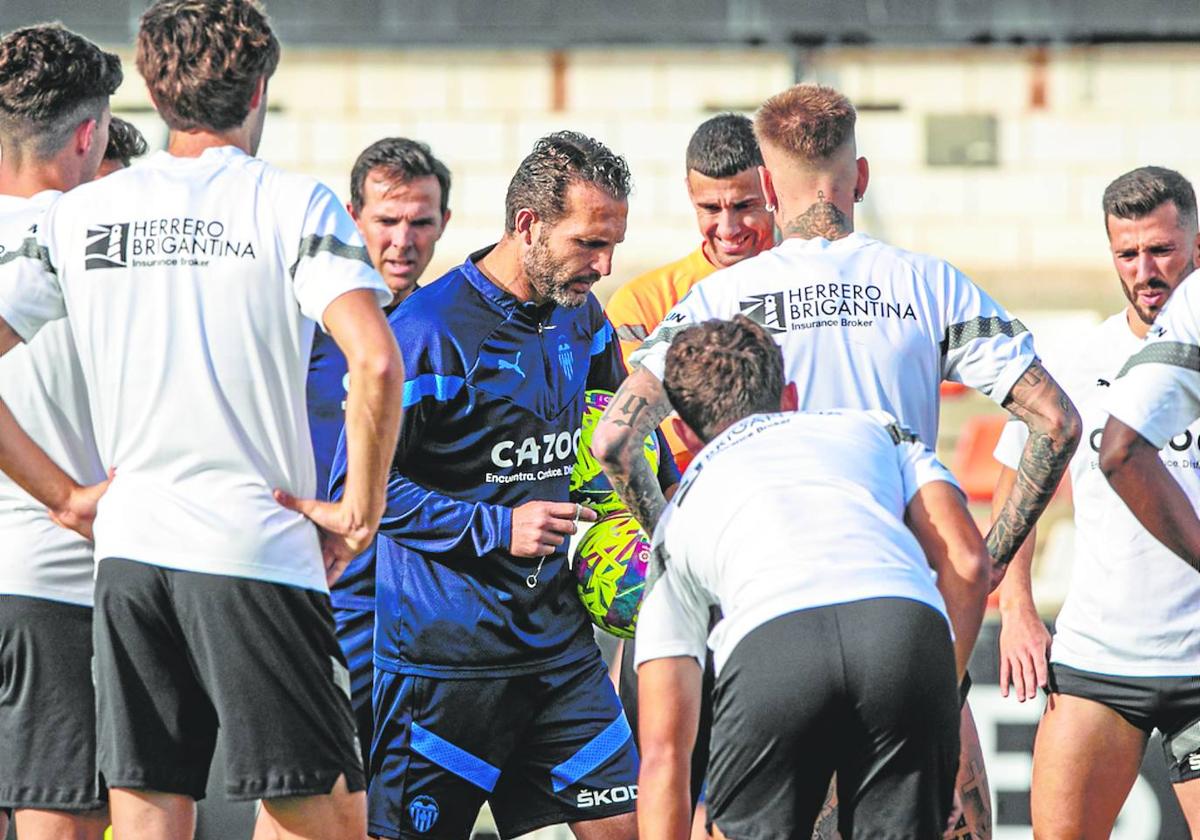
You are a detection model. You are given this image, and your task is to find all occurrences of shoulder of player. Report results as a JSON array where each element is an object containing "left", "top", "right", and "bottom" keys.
[{"left": 608, "top": 251, "right": 699, "bottom": 312}]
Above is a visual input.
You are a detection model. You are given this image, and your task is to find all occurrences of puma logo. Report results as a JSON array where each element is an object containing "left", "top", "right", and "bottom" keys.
[{"left": 498, "top": 352, "right": 525, "bottom": 379}]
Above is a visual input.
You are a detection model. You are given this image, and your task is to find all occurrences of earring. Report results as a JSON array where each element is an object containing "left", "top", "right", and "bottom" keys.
[
  {"left": 765, "top": 203, "right": 776, "bottom": 212},
  {"left": 853, "top": 191, "right": 864, "bottom": 203}
]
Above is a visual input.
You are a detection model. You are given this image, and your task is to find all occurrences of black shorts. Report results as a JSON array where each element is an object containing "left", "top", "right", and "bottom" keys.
[
  {"left": 707, "top": 598, "right": 960, "bottom": 840},
  {"left": 92, "top": 558, "right": 365, "bottom": 801},
  {"left": 368, "top": 651, "right": 638, "bottom": 840},
  {"left": 0, "top": 595, "right": 104, "bottom": 811},
  {"left": 1049, "top": 662, "right": 1200, "bottom": 783}
]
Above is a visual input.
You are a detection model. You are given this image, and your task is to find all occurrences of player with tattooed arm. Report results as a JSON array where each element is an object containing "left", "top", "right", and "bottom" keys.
[{"left": 592, "top": 82, "right": 1081, "bottom": 840}]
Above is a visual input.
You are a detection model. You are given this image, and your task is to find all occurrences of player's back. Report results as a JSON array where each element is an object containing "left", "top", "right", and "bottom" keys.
[
  {"left": 0, "top": 192, "right": 104, "bottom": 606},
  {"left": 633, "top": 233, "right": 1035, "bottom": 444},
  {"left": 31, "top": 147, "right": 385, "bottom": 589},
  {"left": 657, "top": 409, "right": 952, "bottom": 672}
]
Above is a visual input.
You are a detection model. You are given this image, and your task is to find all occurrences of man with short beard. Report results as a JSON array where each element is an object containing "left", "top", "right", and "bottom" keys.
[
  {"left": 1028, "top": 168, "right": 1200, "bottom": 837},
  {"left": 360, "top": 132, "right": 641, "bottom": 840}
]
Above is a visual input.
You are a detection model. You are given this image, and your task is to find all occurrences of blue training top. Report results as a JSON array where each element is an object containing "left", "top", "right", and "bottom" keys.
[{"left": 330, "top": 245, "right": 677, "bottom": 677}]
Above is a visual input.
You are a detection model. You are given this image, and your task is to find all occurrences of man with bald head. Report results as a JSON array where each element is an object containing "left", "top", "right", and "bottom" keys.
[{"left": 594, "top": 83, "right": 1081, "bottom": 839}]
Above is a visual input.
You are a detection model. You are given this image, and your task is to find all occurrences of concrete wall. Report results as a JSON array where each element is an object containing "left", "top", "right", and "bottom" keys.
[{"left": 111, "top": 43, "right": 1200, "bottom": 308}]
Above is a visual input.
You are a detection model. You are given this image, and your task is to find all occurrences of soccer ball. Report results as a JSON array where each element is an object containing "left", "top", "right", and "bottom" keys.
[
  {"left": 574, "top": 510, "right": 651, "bottom": 639},
  {"left": 570, "top": 389, "right": 659, "bottom": 515}
]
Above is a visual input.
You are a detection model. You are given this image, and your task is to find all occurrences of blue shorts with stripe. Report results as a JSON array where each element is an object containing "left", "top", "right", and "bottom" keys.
[
  {"left": 333, "top": 607, "right": 375, "bottom": 772},
  {"left": 368, "top": 650, "right": 638, "bottom": 839}
]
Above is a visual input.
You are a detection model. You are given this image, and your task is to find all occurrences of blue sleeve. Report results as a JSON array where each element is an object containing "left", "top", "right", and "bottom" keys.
[
  {"left": 585, "top": 308, "right": 679, "bottom": 490},
  {"left": 328, "top": 308, "right": 513, "bottom": 558}
]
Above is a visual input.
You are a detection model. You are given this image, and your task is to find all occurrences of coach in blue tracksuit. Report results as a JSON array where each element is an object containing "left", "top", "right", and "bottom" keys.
[
  {"left": 333, "top": 132, "right": 667, "bottom": 840},
  {"left": 308, "top": 137, "right": 452, "bottom": 769}
]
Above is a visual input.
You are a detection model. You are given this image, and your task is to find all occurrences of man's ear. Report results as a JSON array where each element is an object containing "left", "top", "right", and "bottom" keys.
[
  {"left": 248, "top": 75, "right": 266, "bottom": 110},
  {"left": 854, "top": 156, "right": 870, "bottom": 202},
  {"left": 513, "top": 208, "right": 538, "bottom": 245},
  {"left": 780, "top": 382, "right": 798, "bottom": 412},
  {"left": 757, "top": 165, "right": 778, "bottom": 212},
  {"left": 73, "top": 117, "right": 98, "bottom": 158},
  {"left": 671, "top": 416, "right": 707, "bottom": 457}
]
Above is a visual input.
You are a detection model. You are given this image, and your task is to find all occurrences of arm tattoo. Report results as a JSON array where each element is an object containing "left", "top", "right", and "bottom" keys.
[
  {"left": 949, "top": 758, "right": 991, "bottom": 840},
  {"left": 597, "top": 375, "right": 673, "bottom": 534},
  {"left": 783, "top": 190, "right": 852, "bottom": 240},
  {"left": 987, "top": 361, "right": 1080, "bottom": 573}
]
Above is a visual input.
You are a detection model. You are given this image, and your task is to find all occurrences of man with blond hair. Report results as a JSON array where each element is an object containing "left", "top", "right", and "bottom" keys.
[
  {"left": 0, "top": 2, "right": 404, "bottom": 839},
  {"left": 593, "top": 82, "right": 1081, "bottom": 839},
  {"left": 0, "top": 23, "right": 120, "bottom": 840}
]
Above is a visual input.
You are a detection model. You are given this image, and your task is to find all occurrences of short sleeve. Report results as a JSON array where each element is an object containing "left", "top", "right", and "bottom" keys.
[
  {"left": 633, "top": 569, "right": 711, "bottom": 670},
  {"left": 993, "top": 419, "right": 1028, "bottom": 470},
  {"left": 0, "top": 205, "right": 67, "bottom": 342},
  {"left": 290, "top": 183, "right": 390, "bottom": 329},
  {"left": 628, "top": 283, "right": 720, "bottom": 380},
  {"left": 939, "top": 262, "right": 1037, "bottom": 405},
  {"left": 874, "top": 413, "right": 960, "bottom": 503},
  {"left": 1105, "top": 278, "right": 1200, "bottom": 449}
]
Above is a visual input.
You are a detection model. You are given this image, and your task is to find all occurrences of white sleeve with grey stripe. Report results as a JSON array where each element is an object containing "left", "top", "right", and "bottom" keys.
[
  {"left": 627, "top": 284, "right": 722, "bottom": 380},
  {"left": 1105, "top": 278, "right": 1200, "bottom": 449},
  {"left": 0, "top": 205, "right": 66, "bottom": 343},
  {"left": 289, "top": 183, "right": 391, "bottom": 329},
  {"left": 939, "top": 263, "right": 1037, "bottom": 404},
  {"left": 870, "top": 410, "right": 961, "bottom": 503}
]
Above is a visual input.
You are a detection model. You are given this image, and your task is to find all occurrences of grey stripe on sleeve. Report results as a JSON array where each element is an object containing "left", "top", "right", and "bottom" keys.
[
  {"left": 0, "top": 237, "right": 56, "bottom": 275},
  {"left": 615, "top": 324, "right": 649, "bottom": 341},
  {"left": 884, "top": 421, "right": 920, "bottom": 446},
  {"left": 1116, "top": 341, "right": 1200, "bottom": 379},
  {"left": 940, "top": 316, "right": 1028, "bottom": 356},
  {"left": 290, "top": 234, "right": 372, "bottom": 277}
]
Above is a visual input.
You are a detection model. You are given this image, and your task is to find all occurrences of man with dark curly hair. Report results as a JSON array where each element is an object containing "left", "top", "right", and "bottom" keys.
[
  {"left": 350, "top": 131, "right": 643, "bottom": 840},
  {"left": 0, "top": 3, "right": 404, "bottom": 839},
  {"left": 0, "top": 22, "right": 119, "bottom": 840}
]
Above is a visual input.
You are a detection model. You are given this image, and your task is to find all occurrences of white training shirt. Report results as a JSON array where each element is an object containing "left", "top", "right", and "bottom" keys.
[
  {"left": 0, "top": 192, "right": 105, "bottom": 606},
  {"left": 630, "top": 233, "right": 1037, "bottom": 444},
  {"left": 0, "top": 147, "right": 390, "bottom": 591},
  {"left": 996, "top": 310, "right": 1200, "bottom": 676},
  {"left": 634, "top": 409, "right": 957, "bottom": 675}
]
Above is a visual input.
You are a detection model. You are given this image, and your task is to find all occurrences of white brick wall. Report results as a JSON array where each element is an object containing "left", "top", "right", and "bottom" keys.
[{"left": 104, "top": 43, "right": 1200, "bottom": 295}]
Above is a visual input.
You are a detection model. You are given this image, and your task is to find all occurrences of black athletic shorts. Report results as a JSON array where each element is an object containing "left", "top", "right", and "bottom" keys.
[
  {"left": 707, "top": 598, "right": 960, "bottom": 840},
  {"left": 92, "top": 558, "right": 365, "bottom": 801},
  {"left": 1049, "top": 662, "right": 1200, "bottom": 783},
  {"left": 0, "top": 594, "right": 104, "bottom": 811}
]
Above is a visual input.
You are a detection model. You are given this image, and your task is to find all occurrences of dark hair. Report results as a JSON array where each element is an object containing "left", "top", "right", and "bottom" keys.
[
  {"left": 1103, "top": 166, "right": 1198, "bottom": 233},
  {"left": 504, "top": 131, "right": 631, "bottom": 233},
  {"left": 104, "top": 116, "right": 149, "bottom": 167},
  {"left": 349, "top": 137, "right": 451, "bottom": 216},
  {"left": 663, "top": 315, "right": 785, "bottom": 442},
  {"left": 686, "top": 113, "right": 762, "bottom": 178},
  {"left": 755, "top": 83, "right": 857, "bottom": 163},
  {"left": 136, "top": 0, "right": 280, "bottom": 132},
  {"left": 0, "top": 24, "right": 122, "bottom": 161}
]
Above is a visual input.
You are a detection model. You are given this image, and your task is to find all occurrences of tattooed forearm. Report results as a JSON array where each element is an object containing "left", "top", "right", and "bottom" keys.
[
  {"left": 987, "top": 362, "right": 1080, "bottom": 581},
  {"left": 592, "top": 368, "right": 674, "bottom": 534},
  {"left": 784, "top": 190, "right": 852, "bottom": 241}
]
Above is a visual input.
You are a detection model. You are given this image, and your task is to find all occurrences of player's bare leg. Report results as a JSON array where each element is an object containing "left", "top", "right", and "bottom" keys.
[
  {"left": 252, "top": 804, "right": 281, "bottom": 840},
  {"left": 570, "top": 810, "right": 637, "bottom": 840},
  {"left": 1171, "top": 776, "right": 1200, "bottom": 838},
  {"left": 810, "top": 778, "right": 839, "bottom": 839},
  {"left": 1030, "top": 693, "right": 1146, "bottom": 839},
  {"left": 945, "top": 703, "right": 992, "bottom": 840},
  {"left": 690, "top": 803, "right": 710, "bottom": 840},
  {"left": 13, "top": 807, "right": 108, "bottom": 840},
  {"left": 261, "top": 774, "right": 366, "bottom": 840},
  {"left": 109, "top": 789, "right": 196, "bottom": 840},
  {"left": 0, "top": 810, "right": 7, "bottom": 840}
]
